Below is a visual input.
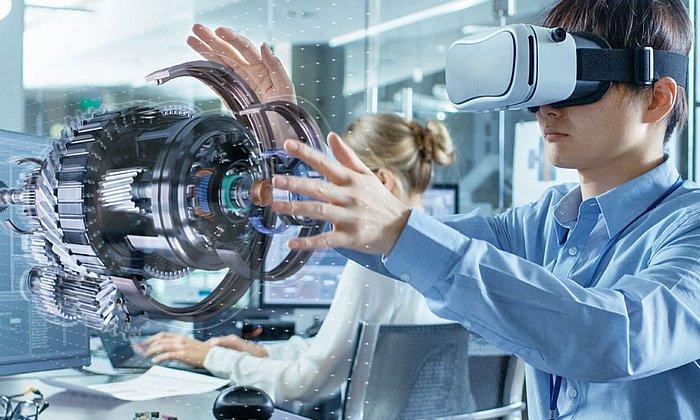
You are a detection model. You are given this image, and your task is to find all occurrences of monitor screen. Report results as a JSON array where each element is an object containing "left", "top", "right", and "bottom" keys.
[
  {"left": 421, "top": 184, "right": 459, "bottom": 217},
  {"left": 260, "top": 247, "right": 346, "bottom": 308},
  {"left": 0, "top": 130, "right": 91, "bottom": 375},
  {"left": 260, "top": 184, "right": 458, "bottom": 308},
  {"left": 0, "top": 293, "right": 91, "bottom": 375}
]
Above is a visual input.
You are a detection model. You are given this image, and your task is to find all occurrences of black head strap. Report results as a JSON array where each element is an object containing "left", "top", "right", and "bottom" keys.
[{"left": 577, "top": 48, "right": 688, "bottom": 89}]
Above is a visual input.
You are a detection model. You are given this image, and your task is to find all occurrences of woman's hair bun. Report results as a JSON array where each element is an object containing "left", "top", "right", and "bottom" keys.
[{"left": 410, "top": 120, "right": 454, "bottom": 166}]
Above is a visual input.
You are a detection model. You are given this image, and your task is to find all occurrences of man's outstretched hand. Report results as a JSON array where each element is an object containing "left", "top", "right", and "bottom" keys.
[
  {"left": 272, "top": 132, "right": 411, "bottom": 255},
  {"left": 187, "top": 24, "right": 295, "bottom": 104}
]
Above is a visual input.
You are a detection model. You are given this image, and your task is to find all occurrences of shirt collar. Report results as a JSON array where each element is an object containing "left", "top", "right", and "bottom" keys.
[
  {"left": 552, "top": 156, "right": 679, "bottom": 242},
  {"left": 595, "top": 157, "right": 679, "bottom": 238},
  {"left": 553, "top": 186, "right": 582, "bottom": 245}
]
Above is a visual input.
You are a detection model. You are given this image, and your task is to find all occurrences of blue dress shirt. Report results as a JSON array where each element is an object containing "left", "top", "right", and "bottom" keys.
[{"left": 341, "top": 158, "right": 700, "bottom": 419}]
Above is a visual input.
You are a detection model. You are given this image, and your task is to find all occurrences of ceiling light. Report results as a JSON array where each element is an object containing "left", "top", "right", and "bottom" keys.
[{"left": 328, "top": 0, "right": 490, "bottom": 47}]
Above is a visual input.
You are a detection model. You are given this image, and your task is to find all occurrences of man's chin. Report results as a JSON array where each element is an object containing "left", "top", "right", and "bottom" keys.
[
  {"left": 545, "top": 152, "right": 578, "bottom": 170},
  {"left": 551, "top": 161, "right": 578, "bottom": 170}
]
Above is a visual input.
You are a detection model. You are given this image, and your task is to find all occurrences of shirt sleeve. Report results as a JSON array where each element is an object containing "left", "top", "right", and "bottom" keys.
[
  {"left": 384, "top": 209, "right": 700, "bottom": 383},
  {"left": 336, "top": 204, "right": 538, "bottom": 276},
  {"left": 263, "top": 336, "right": 312, "bottom": 361}
]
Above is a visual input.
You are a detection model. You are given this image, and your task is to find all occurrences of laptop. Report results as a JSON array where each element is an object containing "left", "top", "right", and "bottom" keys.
[{"left": 99, "top": 332, "right": 210, "bottom": 374}]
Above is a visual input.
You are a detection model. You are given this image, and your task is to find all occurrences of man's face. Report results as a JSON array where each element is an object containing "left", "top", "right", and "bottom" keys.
[{"left": 535, "top": 85, "right": 651, "bottom": 173}]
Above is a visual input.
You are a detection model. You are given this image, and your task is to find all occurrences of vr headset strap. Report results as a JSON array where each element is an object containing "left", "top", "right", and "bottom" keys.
[{"left": 577, "top": 48, "right": 688, "bottom": 89}]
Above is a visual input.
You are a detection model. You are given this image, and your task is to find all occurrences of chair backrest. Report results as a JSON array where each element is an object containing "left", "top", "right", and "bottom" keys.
[
  {"left": 453, "top": 335, "right": 526, "bottom": 420},
  {"left": 342, "top": 322, "right": 525, "bottom": 420}
]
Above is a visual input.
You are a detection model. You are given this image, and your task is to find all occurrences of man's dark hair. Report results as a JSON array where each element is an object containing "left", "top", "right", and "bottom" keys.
[{"left": 543, "top": 0, "right": 693, "bottom": 143}]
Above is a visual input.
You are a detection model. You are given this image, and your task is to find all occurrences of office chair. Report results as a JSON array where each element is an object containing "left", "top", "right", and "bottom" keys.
[{"left": 342, "top": 322, "right": 526, "bottom": 420}]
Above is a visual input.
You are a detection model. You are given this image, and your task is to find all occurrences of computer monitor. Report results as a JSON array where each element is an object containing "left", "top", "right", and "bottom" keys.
[
  {"left": 0, "top": 130, "right": 91, "bottom": 375},
  {"left": 260, "top": 247, "right": 346, "bottom": 308},
  {"left": 421, "top": 183, "right": 459, "bottom": 217},
  {"left": 260, "top": 184, "right": 459, "bottom": 308}
]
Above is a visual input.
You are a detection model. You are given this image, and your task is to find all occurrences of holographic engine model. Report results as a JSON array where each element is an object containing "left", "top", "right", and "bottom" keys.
[{"left": 0, "top": 61, "right": 326, "bottom": 329}]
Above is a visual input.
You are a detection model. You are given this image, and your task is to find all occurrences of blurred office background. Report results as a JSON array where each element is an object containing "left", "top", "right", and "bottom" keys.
[{"left": 0, "top": 0, "right": 697, "bottom": 343}]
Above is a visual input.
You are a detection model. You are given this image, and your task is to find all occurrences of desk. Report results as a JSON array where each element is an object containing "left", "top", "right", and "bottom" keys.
[{"left": 0, "top": 369, "right": 308, "bottom": 420}]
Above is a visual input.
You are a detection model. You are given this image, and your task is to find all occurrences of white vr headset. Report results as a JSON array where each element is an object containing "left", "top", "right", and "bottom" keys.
[{"left": 446, "top": 24, "right": 688, "bottom": 112}]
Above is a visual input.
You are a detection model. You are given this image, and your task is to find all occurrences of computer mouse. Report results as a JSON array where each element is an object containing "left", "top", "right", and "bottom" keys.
[{"left": 212, "top": 385, "right": 274, "bottom": 420}]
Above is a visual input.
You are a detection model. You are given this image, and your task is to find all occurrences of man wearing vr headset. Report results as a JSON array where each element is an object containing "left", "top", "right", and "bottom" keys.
[{"left": 271, "top": 0, "right": 699, "bottom": 418}]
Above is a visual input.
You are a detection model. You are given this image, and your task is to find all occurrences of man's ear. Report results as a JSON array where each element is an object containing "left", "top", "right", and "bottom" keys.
[
  {"left": 375, "top": 168, "right": 397, "bottom": 193},
  {"left": 643, "top": 77, "right": 678, "bottom": 124}
]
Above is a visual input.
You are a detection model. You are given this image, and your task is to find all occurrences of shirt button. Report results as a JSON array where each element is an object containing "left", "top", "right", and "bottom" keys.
[
  {"left": 568, "top": 388, "right": 578, "bottom": 399},
  {"left": 568, "top": 246, "right": 578, "bottom": 256},
  {"left": 400, "top": 273, "right": 411, "bottom": 282}
]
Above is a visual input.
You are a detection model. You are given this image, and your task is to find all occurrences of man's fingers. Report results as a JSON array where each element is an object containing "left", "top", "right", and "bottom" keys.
[
  {"left": 192, "top": 24, "right": 250, "bottom": 67},
  {"left": 215, "top": 27, "right": 261, "bottom": 65},
  {"left": 192, "top": 23, "right": 217, "bottom": 42},
  {"left": 272, "top": 200, "right": 344, "bottom": 224},
  {"left": 188, "top": 34, "right": 248, "bottom": 74},
  {"left": 273, "top": 175, "right": 349, "bottom": 204},
  {"left": 186, "top": 35, "right": 213, "bottom": 55},
  {"left": 192, "top": 24, "right": 231, "bottom": 55},
  {"left": 327, "top": 132, "right": 372, "bottom": 174},
  {"left": 279, "top": 139, "right": 353, "bottom": 185},
  {"left": 261, "top": 43, "right": 296, "bottom": 100},
  {"left": 261, "top": 43, "right": 284, "bottom": 77},
  {"left": 287, "top": 231, "right": 348, "bottom": 251},
  {"left": 186, "top": 36, "right": 226, "bottom": 66}
]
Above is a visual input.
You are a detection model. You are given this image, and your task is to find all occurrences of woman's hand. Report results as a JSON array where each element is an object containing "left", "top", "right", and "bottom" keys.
[
  {"left": 187, "top": 24, "right": 295, "bottom": 104},
  {"left": 206, "top": 335, "right": 269, "bottom": 358},
  {"left": 272, "top": 133, "right": 411, "bottom": 255},
  {"left": 141, "top": 332, "right": 213, "bottom": 367}
]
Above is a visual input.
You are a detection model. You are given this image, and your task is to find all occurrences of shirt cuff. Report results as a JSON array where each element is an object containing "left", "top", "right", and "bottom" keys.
[
  {"left": 203, "top": 346, "right": 239, "bottom": 379},
  {"left": 384, "top": 210, "right": 468, "bottom": 293}
]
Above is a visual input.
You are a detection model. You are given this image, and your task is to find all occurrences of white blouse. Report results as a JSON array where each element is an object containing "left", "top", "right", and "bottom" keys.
[{"left": 203, "top": 260, "right": 448, "bottom": 403}]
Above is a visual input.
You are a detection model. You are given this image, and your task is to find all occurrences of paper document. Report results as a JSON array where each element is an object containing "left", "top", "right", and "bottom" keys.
[{"left": 42, "top": 366, "right": 230, "bottom": 401}]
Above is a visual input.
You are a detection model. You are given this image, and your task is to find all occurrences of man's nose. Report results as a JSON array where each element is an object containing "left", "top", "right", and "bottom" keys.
[{"left": 537, "top": 104, "right": 561, "bottom": 117}]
